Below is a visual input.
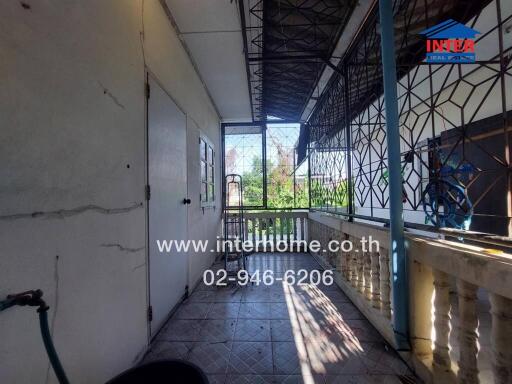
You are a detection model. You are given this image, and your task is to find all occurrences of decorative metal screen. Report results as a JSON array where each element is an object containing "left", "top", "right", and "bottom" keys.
[
  {"left": 266, "top": 124, "right": 308, "bottom": 208},
  {"left": 224, "top": 125, "right": 265, "bottom": 207},
  {"left": 304, "top": 0, "right": 512, "bottom": 236}
]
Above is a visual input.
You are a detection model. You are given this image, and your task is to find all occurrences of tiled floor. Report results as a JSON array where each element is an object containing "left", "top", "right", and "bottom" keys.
[{"left": 144, "top": 253, "right": 418, "bottom": 384}]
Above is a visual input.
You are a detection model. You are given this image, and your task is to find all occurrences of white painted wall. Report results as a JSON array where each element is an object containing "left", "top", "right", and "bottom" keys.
[{"left": 0, "top": 1, "right": 221, "bottom": 383}]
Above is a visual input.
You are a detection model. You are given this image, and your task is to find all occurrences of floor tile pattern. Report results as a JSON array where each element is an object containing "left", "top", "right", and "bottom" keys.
[{"left": 144, "top": 253, "right": 419, "bottom": 383}]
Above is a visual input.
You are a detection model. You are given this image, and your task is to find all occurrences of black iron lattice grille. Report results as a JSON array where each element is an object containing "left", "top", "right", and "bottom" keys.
[{"left": 307, "top": 0, "right": 512, "bottom": 235}]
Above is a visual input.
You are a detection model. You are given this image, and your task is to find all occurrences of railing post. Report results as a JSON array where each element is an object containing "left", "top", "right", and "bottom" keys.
[
  {"left": 409, "top": 260, "right": 433, "bottom": 360},
  {"left": 244, "top": 216, "right": 248, "bottom": 244},
  {"left": 286, "top": 217, "right": 291, "bottom": 243},
  {"left": 341, "top": 233, "right": 350, "bottom": 280},
  {"left": 304, "top": 217, "right": 308, "bottom": 244},
  {"left": 380, "top": 249, "right": 391, "bottom": 318},
  {"left": 343, "top": 66, "right": 354, "bottom": 221},
  {"left": 251, "top": 218, "right": 256, "bottom": 246},
  {"left": 357, "top": 240, "right": 365, "bottom": 293},
  {"left": 363, "top": 251, "right": 372, "bottom": 300},
  {"left": 348, "top": 236, "right": 357, "bottom": 287},
  {"left": 378, "top": 0, "right": 409, "bottom": 350},
  {"left": 370, "top": 252, "right": 381, "bottom": 308},
  {"left": 490, "top": 293, "right": 512, "bottom": 384},
  {"left": 345, "top": 250, "right": 351, "bottom": 281},
  {"left": 457, "top": 279, "right": 479, "bottom": 384},
  {"left": 273, "top": 216, "right": 277, "bottom": 247},
  {"left": 258, "top": 217, "right": 263, "bottom": 247},
  {"left": 279, "top": 215, "right": 284, "bottom": 243},
  {"left": 433, "top": 269, "right": 452, "bottom": 372}
]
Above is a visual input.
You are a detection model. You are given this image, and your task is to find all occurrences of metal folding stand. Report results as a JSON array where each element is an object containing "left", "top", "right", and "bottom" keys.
[{"left": 224, "top": 174, "right": 246, "bottom": 275}]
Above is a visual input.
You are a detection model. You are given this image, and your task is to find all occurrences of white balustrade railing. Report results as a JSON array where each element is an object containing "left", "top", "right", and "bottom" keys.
[
  {"left": 224, "top": 210, "right": 309, "bottom": 252},
  {"left": 307, "top": 211, "right": 512, "bottom": 384},
  {"left": 242, "top": 210, "right": 308, "bottom": 251},
  {"left": 410, "top": 237, "right": 512, "bottom": 384}
]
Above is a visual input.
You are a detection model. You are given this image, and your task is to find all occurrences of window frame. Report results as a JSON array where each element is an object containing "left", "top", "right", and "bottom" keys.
[
  {"left": 221, "top": 122, "right": 309, "bottom": 210},
  {"left": 199, "top": 134, "right": 216, "bottom": 208}
]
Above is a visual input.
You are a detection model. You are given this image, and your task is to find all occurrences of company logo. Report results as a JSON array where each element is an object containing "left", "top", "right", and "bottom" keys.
[{"left": 420, "top": 19, "right": 480, "bottom": 63}]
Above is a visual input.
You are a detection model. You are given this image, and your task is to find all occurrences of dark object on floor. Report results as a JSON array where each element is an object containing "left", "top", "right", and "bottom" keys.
[
  {"left": 398, "top": 375, "right": 420, "bottom": 384},
  {"left": 106, "top": 360, "right": 209, "bottom": 384}
]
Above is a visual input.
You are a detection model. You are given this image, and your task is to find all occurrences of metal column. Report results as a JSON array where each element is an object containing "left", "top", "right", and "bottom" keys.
[
  {"left": 378, "top": 0, "right": 410, "bottom": 350},
  {"left": 343, "top": 68, "right": 354, "bottom": 221}
]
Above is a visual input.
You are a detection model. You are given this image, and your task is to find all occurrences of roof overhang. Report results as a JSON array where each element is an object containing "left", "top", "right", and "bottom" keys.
[{"left": 164, "top": 0, "right": 253, "bottom": 121}]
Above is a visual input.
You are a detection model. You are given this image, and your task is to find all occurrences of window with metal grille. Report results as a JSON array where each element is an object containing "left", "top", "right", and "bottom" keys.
[{"left": 200, "top": 135, "right": 215, "bottom": 207}]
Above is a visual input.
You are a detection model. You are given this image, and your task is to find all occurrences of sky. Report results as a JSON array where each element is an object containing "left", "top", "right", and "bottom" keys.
[{"left": 224, "top": 123, "right": 308, "bottom": 177}]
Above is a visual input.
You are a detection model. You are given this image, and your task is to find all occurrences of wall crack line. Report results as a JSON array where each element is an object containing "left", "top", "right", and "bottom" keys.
[
  {"left": 132, "top": 262, "right": 146, "bottom": 271},
  {"left": 98, "top": 81, "right": 126, "bottom": 109},
  {"left": 101, "top": 243, "right": 145, "bottom": 253},
  {"left": 0, "top": 202, "right": 143, "bottom": 221}
]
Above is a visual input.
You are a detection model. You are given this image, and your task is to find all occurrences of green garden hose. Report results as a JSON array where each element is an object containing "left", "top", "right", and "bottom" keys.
[{"left": 0, "top": 290, "right": 70, "bottom": 384}]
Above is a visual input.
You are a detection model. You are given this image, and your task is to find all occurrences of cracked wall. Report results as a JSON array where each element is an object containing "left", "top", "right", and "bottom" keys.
[{"left": 0, "top": 0, "right": 221, "bottom": 383}]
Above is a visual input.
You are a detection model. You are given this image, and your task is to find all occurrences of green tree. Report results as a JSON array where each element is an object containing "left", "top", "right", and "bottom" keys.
[{"left": 242, "top": 156, "right": 264, "bottom": 207}]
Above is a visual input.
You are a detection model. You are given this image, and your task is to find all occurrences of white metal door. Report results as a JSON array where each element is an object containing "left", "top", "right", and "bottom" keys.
[{"left": 147, "top": 75, "right": 188, "bottom": 336}]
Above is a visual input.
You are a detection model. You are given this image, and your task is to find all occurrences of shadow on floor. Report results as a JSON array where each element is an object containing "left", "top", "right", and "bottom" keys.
[{"left": 143, "top": 252, "right": 419, "bottom": 384}]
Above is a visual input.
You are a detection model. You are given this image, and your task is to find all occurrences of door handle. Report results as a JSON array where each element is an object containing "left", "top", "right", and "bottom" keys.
[{"left": 183, "top": 198, "right": 191, "bottom": 205}]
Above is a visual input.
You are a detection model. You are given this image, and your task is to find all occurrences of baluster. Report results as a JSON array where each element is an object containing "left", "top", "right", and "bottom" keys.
[
  {"left": 456, "top": 279, "right": 479, "bottom": 384},
  {"left": 243, "top": 216, "right": 248, "bottom": 244},
  {"left": 272, "top": 216, "right": 277, "bottom": 248},
  {"left": 339, "top": 234, "right": 347, "bottom": 279},
  {"left": 300, "top": 217, "right": 305, "bottom": 242},
  {"left": 345, "top": 235, "right": 352, "bottom": 283},
  {"left": 370, "top": 252, "right": 381, "bottom": 308},
  {"left": 345, "top": 250, "right": 351, "bottom": 281},
  {"left": 265, "top": 218, "right": 270, "bottom": 244},
  {"left": 267, "top": 217, "right": 276, "bottom": 244},
  {"left": 379, "top": 249, "right": 391, "bottom": 318},
  {"left": 350, "top": 237, "right": 358, "bottom": 288},
  {"left": 297, "top": 218, "right": 301, "bottom": 250},
  {"left": 292, "top": 217, "right": 296, "bottom": 243},
  {"left": 344, "top": 236, "right": 351, "bottom": 280},
  {"left": 363, "top": 251, "right": 372, "bottom": 300},
  {"left": 356, "top": 240, "right": 364, "bottom": 294},
  {"left": 259, "top": 217, "right": 265, "bottom": 246},
  {"left": 258, "top": 218, "right": 262, "bottom": 249},
  {"left": 490, "top": 293, "right": 512, "bottom": 384},
  {"left": 335, "top": 243, "right": 342, "bottom": 273},
  {"left": 289, "top": 217, "right": 293, "bottom": 243},
  {"left": 270, "top": 216, "right": 274, "bottom": 246},
  {"left": 251, "top": 218, "right": 256, "bottom": 247},
  {"left": 264, "top": 218, "right": 267, "bottom": 244},
  {"left": 280, "top": 215, "right": 285, "bottom": 246},
  {"left": 259, "top": 217, "right": 267, "bottom": 250},
  {"left": 325, "top": 230, "right": 330, "bottom": 260},
  {"left": 432, "top": 269, "right": 452, "bottom": 371},
  {"left": 282, "top": 216, "right": 286, "bottom": 244},
  {"left": 286, "top": 217, "right": 291, "bottom": 244}
]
